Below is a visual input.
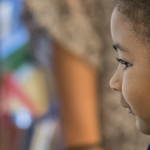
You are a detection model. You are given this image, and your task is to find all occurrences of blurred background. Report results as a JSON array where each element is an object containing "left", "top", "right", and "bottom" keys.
[
  {"left": 0, "top": 0, "right": 150, "bottom": 150},
  {"left": 0, "top": 0, "right": 60, "bottom": 150}
]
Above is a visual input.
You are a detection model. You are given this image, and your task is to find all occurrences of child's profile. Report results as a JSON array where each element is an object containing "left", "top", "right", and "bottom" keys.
[{"left": 110, "top": 0, "right": 150, "bottom": 144}]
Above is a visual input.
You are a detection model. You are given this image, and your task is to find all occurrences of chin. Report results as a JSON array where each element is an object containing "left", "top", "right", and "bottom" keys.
[{"left": 136, "top": 118, "right": 150, "bottom": 135}]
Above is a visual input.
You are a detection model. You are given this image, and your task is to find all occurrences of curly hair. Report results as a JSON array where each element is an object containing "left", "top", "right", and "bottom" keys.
[{"left": 114, "top": 0, "right": 150, "bottom": 44}]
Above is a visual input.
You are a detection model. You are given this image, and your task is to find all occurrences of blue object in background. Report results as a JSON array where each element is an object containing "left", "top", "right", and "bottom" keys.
[
  {"left": 0, "top": 26, "right": 30, "bottom": 60},
  {"left": 14, "top": 107, "right": 32, "bottom": 129},
  {"left": 11, "top": 0, "right": 24, "bottom": 32},
  {"left": 0, "top": 0, "right": 24, "bottom": 33},
  {"left": 0, "top": 0, "right": 30, "bottom": 60}
]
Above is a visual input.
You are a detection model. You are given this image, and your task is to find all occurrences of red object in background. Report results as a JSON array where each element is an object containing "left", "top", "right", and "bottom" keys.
[
  {"left": 1, "top": 75, "right": 40, "bottom": 117},
  {"left": 0, "top": 114, "right": 18, "bottom": 150},
  {"left": 0, "top": 76, "right": 31, "bottom": 150},
  {"left": 0, "top": 114, "right": 28, "bottom": 150}
]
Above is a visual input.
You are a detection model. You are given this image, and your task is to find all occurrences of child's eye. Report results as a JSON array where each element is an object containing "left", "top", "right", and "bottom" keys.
[{"left": 116, "top": 58, "right": 133, "bottom": 70}]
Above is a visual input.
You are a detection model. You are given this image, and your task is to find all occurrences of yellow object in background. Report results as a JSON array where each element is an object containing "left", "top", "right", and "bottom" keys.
[
  {"left": 10, "top": 63, "right": 50, "bottom": 117},
  {"left": 21, "top": 67, "right": 49, "bottom": 116}
]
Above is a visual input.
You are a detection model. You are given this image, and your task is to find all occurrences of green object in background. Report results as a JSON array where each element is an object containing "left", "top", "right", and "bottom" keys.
[{"left": 2, "top": 44, "right": 32, "bottom": 72}]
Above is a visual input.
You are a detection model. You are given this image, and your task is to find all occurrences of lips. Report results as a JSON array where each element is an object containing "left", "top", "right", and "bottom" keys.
[
  {"left": 127, "top": 107, "right": 135, "bottom": 115},
  {"left": 120, "top": 103, "right": 135, "bottom": 116},
  {"left": 119, "top": 94, "right": 135, "bottom": 116}
]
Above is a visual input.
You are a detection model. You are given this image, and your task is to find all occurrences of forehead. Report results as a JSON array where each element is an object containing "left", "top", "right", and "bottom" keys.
[
  {"left": 111, "top": 9, "right": 144, "bottom": 55},
  {"left": 111, "top": 9, "right": 135, "bottom": 43}
]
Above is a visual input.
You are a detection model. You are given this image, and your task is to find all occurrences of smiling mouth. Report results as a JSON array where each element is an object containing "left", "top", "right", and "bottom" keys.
[
  {"left": 120, "top": 104, "right": 135, "bottom": 116},
  {"left": 127, "top": 107, "right": 135, "bottom": 116}
]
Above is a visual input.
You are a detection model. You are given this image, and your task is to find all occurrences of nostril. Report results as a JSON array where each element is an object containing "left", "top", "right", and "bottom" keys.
[
  {"left": 113, "top": 88, "right": 118, "bottom": 91},
  {"left": 109, "top": 67, "right": 122, "bottom": 92},
  {"left": 109, "top": 79, "right": 116, "bottom": 91},
  {"left": 110, "top": 71, "right": 122, "bottom": 92}
]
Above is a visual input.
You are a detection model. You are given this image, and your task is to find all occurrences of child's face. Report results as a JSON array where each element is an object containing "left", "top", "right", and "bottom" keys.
[{"left": 110, "top": 8, "right": 150, "bottom": 134}]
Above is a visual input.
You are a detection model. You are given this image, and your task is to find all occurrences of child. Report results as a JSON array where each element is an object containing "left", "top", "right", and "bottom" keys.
[{"left": 110, "top": 0, "right": 150, "bottom": 149}]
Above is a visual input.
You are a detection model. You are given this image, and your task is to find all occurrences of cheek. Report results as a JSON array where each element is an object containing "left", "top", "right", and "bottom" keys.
[{"left": 122, "top": 70, "right": 150, "bottom": 125}]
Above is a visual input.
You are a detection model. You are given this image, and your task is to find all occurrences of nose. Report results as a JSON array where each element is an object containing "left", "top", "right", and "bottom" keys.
[{"left": 110, "top": 66, "right": 122, "bottom": 92}]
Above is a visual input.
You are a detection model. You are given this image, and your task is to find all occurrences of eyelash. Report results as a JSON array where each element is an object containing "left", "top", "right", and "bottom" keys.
[{"left": 116, "top": 58, "right": 133, "bottom": 70}]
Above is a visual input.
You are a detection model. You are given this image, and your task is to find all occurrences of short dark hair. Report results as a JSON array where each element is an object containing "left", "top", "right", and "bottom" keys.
[{"left": 114, "top": 0, "right": 150, "bottom": 44}]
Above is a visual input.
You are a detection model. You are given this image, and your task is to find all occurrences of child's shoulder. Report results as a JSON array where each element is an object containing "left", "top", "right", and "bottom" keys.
[{"left": 147, "top": 144, "right": 150, "bottom": 150}]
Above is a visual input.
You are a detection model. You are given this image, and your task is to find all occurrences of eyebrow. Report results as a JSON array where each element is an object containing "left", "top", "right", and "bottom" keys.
[{"left": 113, "top": 44, "right": 129, "bottom": 53}]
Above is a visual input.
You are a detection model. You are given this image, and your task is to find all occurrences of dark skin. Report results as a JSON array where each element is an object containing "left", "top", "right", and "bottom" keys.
[{"left": 110, "top": 8, "right": 150, "bottom": 135}]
